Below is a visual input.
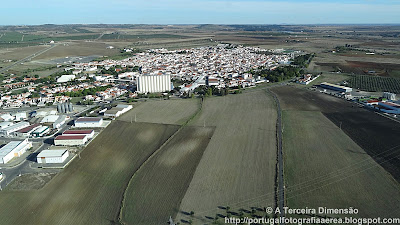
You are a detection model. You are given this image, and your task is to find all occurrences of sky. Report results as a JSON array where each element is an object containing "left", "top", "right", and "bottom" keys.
[{"left": 1, "top": 0, "right": 399, "bottom": 25}]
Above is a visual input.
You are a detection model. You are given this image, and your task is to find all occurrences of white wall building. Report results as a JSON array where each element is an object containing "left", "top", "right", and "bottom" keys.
[
  {"left": 57, "top": 75, "right": 76, "bottom": 83},
  {"left": 0, "top": 122, "right": 30, "bottom": 137},
  {"left": 74, "top": 117, "right": 103, "bottom": 127},
  {"left": 54, "top": 135, "right": 88, "bottom": 146},
  {"left": 137, "top": 75, "right": 172, "bottom": 94},
  {"left": 0, "top": 139, "right": 32, "bottom": 164},
  {"left": 37, "top": 149, "right": 69, "bottom": 164}
]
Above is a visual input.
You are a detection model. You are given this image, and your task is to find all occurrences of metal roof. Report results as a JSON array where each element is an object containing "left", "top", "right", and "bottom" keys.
[
  {"left": 16, "top": 124, "right": 41, "bottom": 133},
  {"left": 37, "top": 149, "right": 68, "bottom": 158},
  {"left": 75, "top": 117, "right": 102, "bottom": 123},
  {"left": 63, "top": 130, "right": 94, "bottom": 135},
  {"left": 55, "top": 135, "right": 86, "bottom": 140},
  {"left": 0, "top": 140, "right": 28, "bottom": 158}
]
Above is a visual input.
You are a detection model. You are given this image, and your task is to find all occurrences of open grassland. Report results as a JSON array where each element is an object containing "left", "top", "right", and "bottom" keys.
[
  {"left": 0, "top": 121, "right": 179, "bottom": 225},
  {"left": 176, "top": 90, "right": 277, "bottom": 224},
  {"left": 283, "top": 110, "right": 400, "bottom": 218},
  {"left": 121, "top": 126, "right": 215, "bottom": 225},
  {"left": 272, "top": 86, "right": 400, "bottom": 183},
  {"left": 308, "top": 72, "right": 350, "bottom": 86},
  {"left": 118, "top": 99, "right": 200, "bottom": 125}
]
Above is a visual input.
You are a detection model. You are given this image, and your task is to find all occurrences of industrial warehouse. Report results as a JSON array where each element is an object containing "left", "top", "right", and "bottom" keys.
[
  {"left": 320, "top": 82, "right": 352, "bottom": 93},
  {"left": 63, "top": 129, "right": 94, "bottom": 138},
  {"left": 104, "top": 104, "right": 133, "bottom": 118},
  {"left": 0, "top": 139, "right": 32, "bottom": 164},
  {"left": 74, "top": 117, "right": 104, "bottom": 127},
  {"left": 54, "top": 135, "right": 88, "bottom": 146},
  {"left": 37, "top": 149, "right": 69, "bottom": 164}
]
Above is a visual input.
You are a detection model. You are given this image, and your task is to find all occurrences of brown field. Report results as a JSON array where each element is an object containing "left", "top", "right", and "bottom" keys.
[
  {"left": 283, "top": 110, "right": 400, "bottom": 218},
  {"left": 5, "top": 173, "right": 57, "bottom": 190},
  {"left": 117, "top": 98, "right": 200, "bottom": 125},
  {"left": 0, "top": 121, "right": 179, "bottom": 225},
  {"left": 176, "top": 89, "right": 277, "bottom": 224},
  {"left": 121, "top": 126, "right": 215, "bottom": 225}
]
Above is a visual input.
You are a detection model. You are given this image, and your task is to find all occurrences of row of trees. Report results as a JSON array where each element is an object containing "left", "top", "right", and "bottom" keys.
[
  {"left": 54, "top": 85, "right": 112, "bottom": 97},
  {"left": 252, "top": 66, "right": 304, "bottom": 82},
  {"left": 292, "top": 53, "right": 314, "bottom": 67}
]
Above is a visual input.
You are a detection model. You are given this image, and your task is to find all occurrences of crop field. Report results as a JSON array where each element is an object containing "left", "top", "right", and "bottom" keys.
[
  {"left": 282, "top": 110, "right": 400, "bottom": 218},
  {"left": 176, "top": 90, "right": 277, "bottom": 224},
  {"left": 272, "top": 86, "right": 400, "bottom": 186},
  {"left": 118, "top": 99, "right": 200, "bottom": 125},
  {"left": 33, "top": 41, "right": 120, "bottom": 60},
  {"left": 0, "top": 121, "right": 179, "bottom": 225},
  {"left": 347, "top": 75, "right": 400, "bottom": 93},
  {"left": 121, "top": 126, "right": 215, "bottom": 225}
]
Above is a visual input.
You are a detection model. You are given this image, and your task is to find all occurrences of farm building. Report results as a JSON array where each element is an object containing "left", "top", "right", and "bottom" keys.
[
  {"left": 54, "top": 135, "right": 88, "bottom": 146},
  {"left": 32, "top": 126, "right": 50, "bottom": 137},
  {"left": 63, "top": 129, "right": 94, "bottom": 139},
  {"left": 37, "top": 149, "right": 69, "bottom": 164},
  {"left": 0, "top": 122, "right": 30, "bottom": 137},
  {"left": 74, "top": 117, "right": 103, "bottom": 127},
  {"left": 320, "top": 82, "right": 352, "bottom": 93},
  {"left": 0, "top": 139, "right": 32, "bottom": 164},
  {"left": 137, "top": 75, "right": 172, "bottom": 93},
  {"left": 15, "top": 124, "right": 42, "bottom": 137}
]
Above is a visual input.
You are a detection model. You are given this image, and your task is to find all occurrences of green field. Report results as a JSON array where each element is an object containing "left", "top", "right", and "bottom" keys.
[
  {"left": 118, "top": 99, "right": 200, "bottom": 125},
  {"left": 282, "top": 110, "right": 400, "bottom": 218},
  {"left": 121, "top": 126, "right": 215, "bottom": 224},
  {"left": 347, "top": 75, "right": 400, "bottom": 93},
  {"left": 0, "top": 121, "right": 179, "bottom": 225},
  {"left": 176, "top": 90, "right": 277, "bottom": 224}
]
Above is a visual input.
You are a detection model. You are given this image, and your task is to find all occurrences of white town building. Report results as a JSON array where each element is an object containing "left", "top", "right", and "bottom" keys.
[
  {"left": 137, "top": 75, "right": 172, "bottom": 94},
  {"left": 37, "top": 149, "right": 69, "bottom": 164},
  {"left": 0, "top": 139, "right": 32, "bottom": 164},
  {"left": 74, "top": 117, "right": 103, "bottom": 127}
]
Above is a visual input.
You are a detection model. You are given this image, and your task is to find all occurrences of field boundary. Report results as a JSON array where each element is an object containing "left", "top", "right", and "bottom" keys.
[
  {"left": 117, "top": 97, "right": 204, "bottom": 224},
  {"left": 267, "top": 88, "right": 285, "bottom": 221}
]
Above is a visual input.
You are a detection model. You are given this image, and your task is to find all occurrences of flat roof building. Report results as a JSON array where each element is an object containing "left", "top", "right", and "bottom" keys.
[
  {"left": 37, "top": 149, "right": 69, "bottom": 164},
  {"left": 74, "top": 117, "right": 103, "bottom": 128}
]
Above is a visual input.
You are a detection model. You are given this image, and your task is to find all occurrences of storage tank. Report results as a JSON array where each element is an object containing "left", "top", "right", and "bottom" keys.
[
  {"left": 57, "top": 104, "right": 62, "bottom": 113},
  {"left": 68, "top": 103, "right": 73, "bottom": 112},
  {"left": 60, "top": 104, "right": 65, "bottom": 114},
  {"left": 63, "top": 102, "right": 68, "bottom": 113}
]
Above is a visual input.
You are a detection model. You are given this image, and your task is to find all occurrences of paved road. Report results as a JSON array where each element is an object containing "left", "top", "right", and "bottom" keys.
[{"left": 0, "top": 43, "right": 58, "bottom": 74}]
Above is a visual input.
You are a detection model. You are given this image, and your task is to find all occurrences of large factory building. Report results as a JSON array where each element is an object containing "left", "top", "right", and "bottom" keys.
[{"left": 137, "top": 75, "right": 172, "bottom": 94}]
